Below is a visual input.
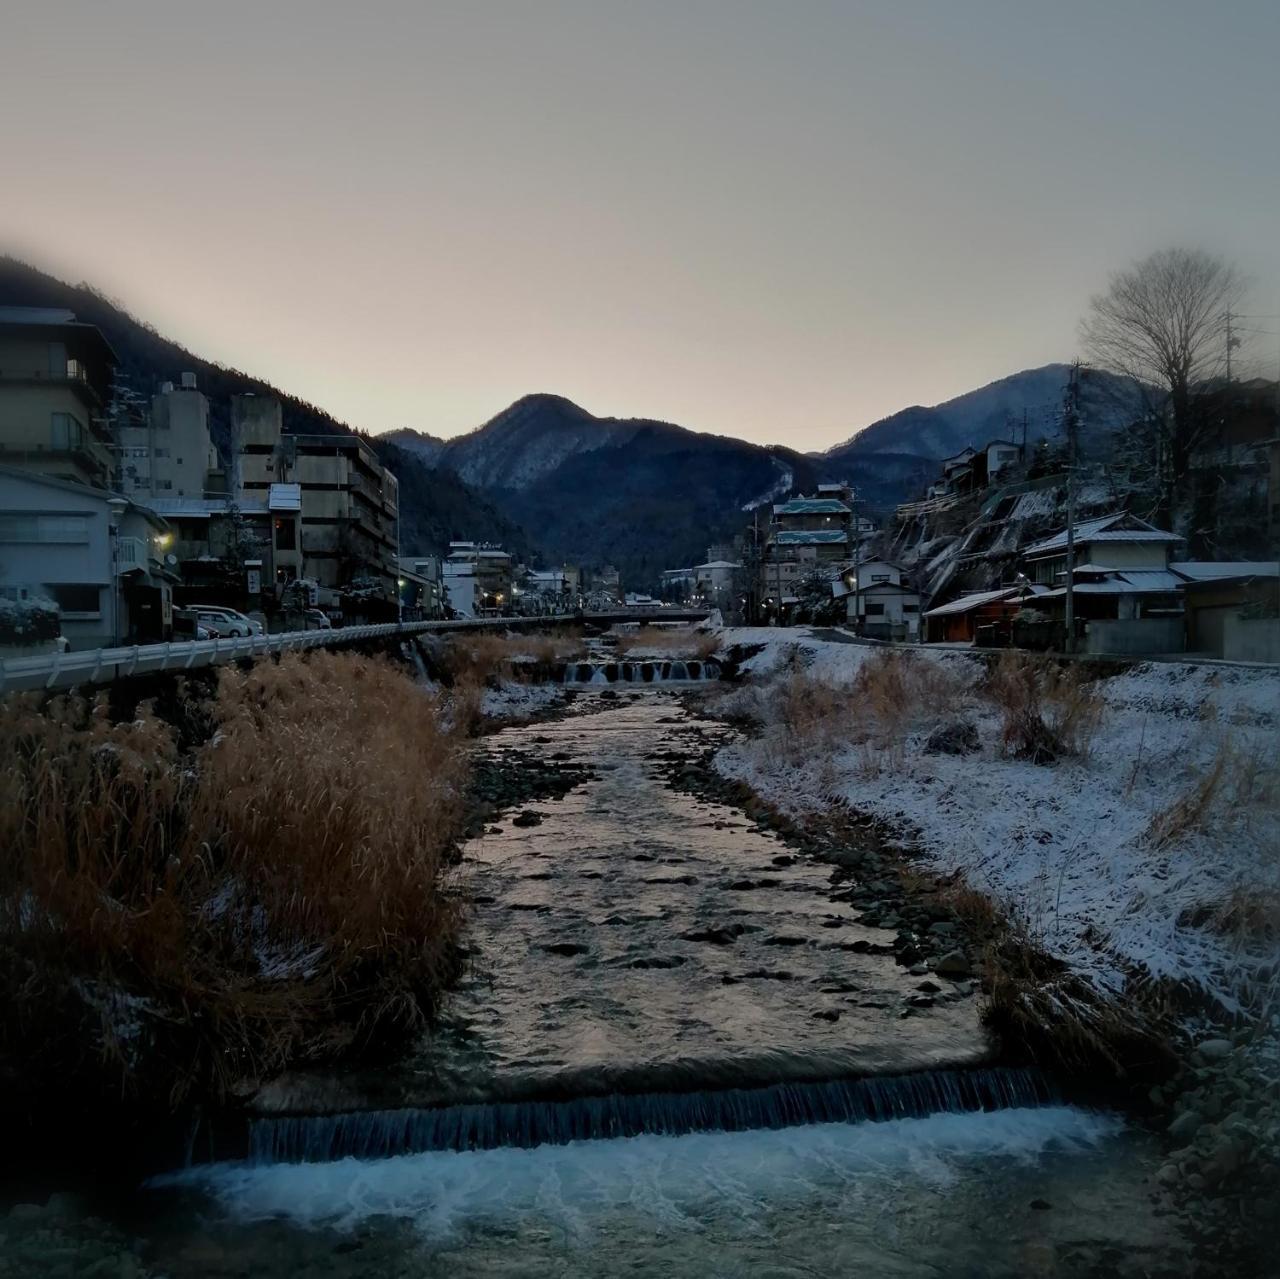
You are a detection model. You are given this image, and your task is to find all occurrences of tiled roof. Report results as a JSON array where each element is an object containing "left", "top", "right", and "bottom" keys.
[
  {"left": 923, "top": 587, "right": 1023, "bottom": 617},
  {"left": 772, "top": 498, "right": 850, "bottom": 516},
  {"left": 1024, "top": 512, "right": 1181, "bottom": 556},
  {"left": 772, "top": 529, "right": 849, "bottom": 546}
]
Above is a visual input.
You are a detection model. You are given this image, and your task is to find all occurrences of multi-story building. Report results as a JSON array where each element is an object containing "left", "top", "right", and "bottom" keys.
[
  {"left": 758, "top": 495, "right": 853, "bottom": 611},
  {"left": 234, "top": 395, "right": 400, "bottom": 602},
  {"left": 0, "top": 307, "right": 117, "bottom": 489},
  {"left": 115, "top": 372, "right": 220, "bottom": 501},
  {"left": 0, "top": 464, "right": 177, "bottom": 648},
  {"left": 443, "top": 541, "right": 513, "bottom": 616},
  {"left": 398, "top": 554, "right": 444, "bottom": 619}
]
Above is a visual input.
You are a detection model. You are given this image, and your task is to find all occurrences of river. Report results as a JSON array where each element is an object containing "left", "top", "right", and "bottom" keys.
[{"left": 11, "top": 691, "right": 1183, "bottom": 1276}]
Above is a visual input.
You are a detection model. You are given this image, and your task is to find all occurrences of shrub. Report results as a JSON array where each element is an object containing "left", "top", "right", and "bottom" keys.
[
  {"left": 983, "top": 653, "right": 1103, "bottom": 764},
  {"left": 0, "top": 651, "right": 469, "bottom": 1107}
]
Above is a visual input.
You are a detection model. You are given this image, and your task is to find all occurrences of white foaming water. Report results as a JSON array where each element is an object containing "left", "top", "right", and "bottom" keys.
[{"left": 162, "top": 1106, "right": 1122, "bottom": 1241}]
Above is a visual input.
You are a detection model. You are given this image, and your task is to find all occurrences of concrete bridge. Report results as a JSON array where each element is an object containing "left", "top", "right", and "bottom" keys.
[{"left": 0, "top": 610, "right": 714, "bottom": 695}]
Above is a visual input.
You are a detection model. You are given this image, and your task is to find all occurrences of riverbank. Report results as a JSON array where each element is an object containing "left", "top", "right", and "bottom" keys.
[
  {"left": 0, "top": 650, "right": 472, "bottom": 1174},
  {"left": 692, "top": 627, "right": 1280, "bottom": 1269}
]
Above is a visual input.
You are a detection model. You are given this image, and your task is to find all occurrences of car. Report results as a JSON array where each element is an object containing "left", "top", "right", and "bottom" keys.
[
  {"left": 303, "top": 609, "right": 332, "bottom": 630},
  {"left": 191, "top": 606, "right": 264, "bottom": 638}
]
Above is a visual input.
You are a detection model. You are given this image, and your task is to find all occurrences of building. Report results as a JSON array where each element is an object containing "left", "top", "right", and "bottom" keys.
[
  {"left": 843, "top": 560, "right": 920, "bottom": 639},
  {"left": 398, "top": 554, "right": 444, "bottom": 620},
  {"left": 692, "top": 558, "right": 743, "bottom": 613},
  {"left": 115, "top": 373, "right": 221, "bottom": 500},
  {"left": 234, "top": 396, "right": 400, "bottom": 603},
  {"left": 1022, "top": 511, "right": 1185, "bottom": 619},
  {"left": 0, "top": 307, "right": 117, "bottom": 489},
  {"left": 443, "top": 542, "right": 513, "bottom": 616},
  {"left": 923, "top": 585, "right": 1043, "bottom": 644},
  {"left": 1177, "top": 563, "right": 1280, "bottom": 661},
  {"left": 0, "top": 465, "right": 177, "bottom": 649}
]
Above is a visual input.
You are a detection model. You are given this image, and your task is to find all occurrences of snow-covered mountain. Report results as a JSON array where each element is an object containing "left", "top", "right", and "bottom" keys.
[{"left": 827, "top": 364, "right": 1137, "bottom": 464}]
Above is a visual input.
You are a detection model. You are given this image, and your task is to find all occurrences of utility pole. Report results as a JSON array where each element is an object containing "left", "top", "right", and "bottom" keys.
[
  {"left": 1063, "top": 362, "right": 1081, "bottom": 654},
  {"left": 1021, "top": 408, "right": 1029, "bottom": 461}
]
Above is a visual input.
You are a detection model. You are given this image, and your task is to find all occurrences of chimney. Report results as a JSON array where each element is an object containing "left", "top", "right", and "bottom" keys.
[{"left": 180, "top": 372, "right": 198, "bottom": 390}]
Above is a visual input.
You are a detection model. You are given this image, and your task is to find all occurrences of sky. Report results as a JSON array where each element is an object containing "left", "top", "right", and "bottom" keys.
[{"left": 2, "top": 1, "right": 1278, "bottom": 451}]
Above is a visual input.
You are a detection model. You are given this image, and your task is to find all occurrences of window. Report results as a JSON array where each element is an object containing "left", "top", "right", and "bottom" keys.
[
  {"left": 903, "top": 603, "right": 919, "bottom": 612},
  {"left": 871, "top": 573, "right": 890, "bottom": 582},
  {"left": 865, "top": 602, "right": 886, "bottom": 616},
  {"left": 154, "top": 447, "right": 170, "bottom": 458},
  {"left": 156, "top": 479, "right": 173, "bottom": 490},
  {"left": 47, "top": 583, "right": 101, "bottom": 616},
  {"left": 274, "top": 517, "right": 296, "bottom": 550},
  {"left": 0, "top": 514, "right": 90, "bottom": 544},
  {"left": 50, "top": 412, "right": 85, "bottom": 450}
]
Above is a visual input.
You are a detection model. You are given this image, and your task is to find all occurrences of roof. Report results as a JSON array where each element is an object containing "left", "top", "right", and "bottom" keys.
[
  {"left": 923, "top": 587, "right": 1024, "bottom": 617},
  {"left": 1023, "top": 512, "right": 1182, "bottom": 557},
  {"left": 773, "top": 529, "right": 849, "bottom": 546},
  {"left": 0, "top": 465, "right": 164, "bottom": 528},
  {"left": 857, "top": 580, "right": 919, "bottom": 596},
  {"left": 695, "top": 560, "right": 741, "bottom": 570},
  {"left": 772, "top": 498, "right": 850, "bottom": 516},
  {"left": 1171, "top": 561, "right": 1280, "bottom": 581},
  {"left": 0, "top": 307, "right": 119, "bottom": 363},
  {"left": 268, "top": 482, "right": 302, "bottom": 512}
]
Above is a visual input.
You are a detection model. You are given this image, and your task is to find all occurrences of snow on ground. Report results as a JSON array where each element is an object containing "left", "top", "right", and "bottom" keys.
[
  {"left": 481, "top": 681, "right": 567, "bottom": 722},
  {"left": 712, "top": 628, "right": 1280, "bottom": 1013}
]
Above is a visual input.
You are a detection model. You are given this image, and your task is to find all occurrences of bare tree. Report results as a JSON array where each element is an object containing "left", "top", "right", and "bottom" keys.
[{"left": 1081, "top": 248, "right": 1243, "bottom": 517}]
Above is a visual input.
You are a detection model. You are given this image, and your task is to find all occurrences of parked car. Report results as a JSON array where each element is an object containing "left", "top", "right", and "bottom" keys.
[
  {"left": 303, "top": 609, "right": 332, "bottom": 630},
  {"left": 191, "top": 606, "right": 264, "bottom": 638},
  {"left": 172, "top": 608, "right": 212, "bottom": 641}
]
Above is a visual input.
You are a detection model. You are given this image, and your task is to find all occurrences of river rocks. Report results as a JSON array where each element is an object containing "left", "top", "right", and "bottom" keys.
[
  {"left": 629, "top": 955, "right": 686, "bottom": 969},
  {"left": 923, "top": 718, "right": 980, "bottom": 756},
  {"left": 1168, "top": 1109, "right": 1202, "bottom": 1143},
  {"left": 680, "top": 925, "right": 747, "bottom": 945},
  {"left": 542, "top": 941, "right": 589, "bottom": 957},
  {"left": 1196, "top": 1038, "right": 1233, "bottom": 1062},
  {"left": 934, "top": 949, "right": 973, "bottom": 977},
  {"left": 512, "top": 810, "right": 544, "bottom": 827}
]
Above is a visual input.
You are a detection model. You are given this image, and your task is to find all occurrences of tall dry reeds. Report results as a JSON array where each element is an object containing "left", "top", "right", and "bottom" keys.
[
  {"left": 0, "top": 651, "right": 469, "bottom": 1105},
  {"left": 983, "top": 652, "right": 1104, "bottom": 764},
  {"left": 614, "top": 626, "right": 720, "bottom": 660}
]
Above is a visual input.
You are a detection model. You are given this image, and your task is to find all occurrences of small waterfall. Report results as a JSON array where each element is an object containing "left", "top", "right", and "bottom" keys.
[
  {"left": 589, "top": 666, "right": 609, "bottom": 686},
  {"left": 560, "top": 659, "right": 720, "bottom": 685},
  {"left": 246, "top": 1067, "right": 1055, "bottom": 1166}
]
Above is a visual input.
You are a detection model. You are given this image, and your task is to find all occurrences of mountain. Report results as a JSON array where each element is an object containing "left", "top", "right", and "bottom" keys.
[
  {"left": 406, "top": 393, "right": 822, "bottom": 582},
  {"left": 827, "top": 364, "right": 1138, "bottom": 466},
  {"left": 0, "top": 258, "right": 534, "bottom": 559}
]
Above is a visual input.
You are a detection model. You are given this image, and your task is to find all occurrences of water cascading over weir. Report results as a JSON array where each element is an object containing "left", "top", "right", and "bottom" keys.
[
  {"left": 244, "top": 1067, "right": 1055, "bottom": 1165},
  {"left": 561, "top": 659, "right": 721, "bottom": 684}
]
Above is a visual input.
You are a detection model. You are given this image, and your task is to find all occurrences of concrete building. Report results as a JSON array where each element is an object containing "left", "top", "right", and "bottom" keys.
[
  {"left": 844, "top": 560, "right": 920, "bottom": 639},
  {"left": 398, "top": 554, "right": 444, "bottom": 620},
  {"left": 0, "top": 307, "right": 117, "bottom": 489},
  {"left": 234, "top": 395, "right": 399, "bottom": 603},
  {"left": 443, "top": 542, "right": 513, "bottom": 616},
  {"left": 115, "top": 373, "right": 220, "bottom": 501},
  {"left": 0, "top": 465, "right": 176, "bottom": 649}
]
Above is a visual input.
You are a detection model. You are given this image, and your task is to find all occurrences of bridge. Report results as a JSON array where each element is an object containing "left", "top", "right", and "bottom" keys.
[{"left": 0, "top": 610, "right": 714, "bottom": 695}]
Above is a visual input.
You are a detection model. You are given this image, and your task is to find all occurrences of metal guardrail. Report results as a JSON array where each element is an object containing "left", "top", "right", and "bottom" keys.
[{"left": 0, "top": 610, "right": 714, "bottom": 694}]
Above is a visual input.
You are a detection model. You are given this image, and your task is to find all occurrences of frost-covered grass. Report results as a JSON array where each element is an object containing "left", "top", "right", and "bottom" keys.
[
  {"left": 0, "top": 651, "right": 470, "bottom": 1107},
  {"left": 712, "top": 629, "right": 1280, "bottom": 1019},
  {"left": 613, "top": 625, "right": 721, "bottom": 660}
]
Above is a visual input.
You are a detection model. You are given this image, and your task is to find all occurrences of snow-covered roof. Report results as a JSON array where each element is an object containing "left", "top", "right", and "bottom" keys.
[
  {"left": 1023, "top": 512, "right": 1181, "bottom": 557},
  {"left": 773, "top": 530, "right": 849, "bottom": 546},
  {"left": 923, "top": 587, "right": 1024, "bottom": 617},
  {"left": 772, "top": 498, "right": 850, "bottom": 516},
  {"left": 695, "top": 560, "right": 742, "bottom": 570},
  {"left": 1171, "top": 561, "right": 1280, "bottom": 581},
  {"left": 268, "top": 482, "right": 302, "bottom": 513}
]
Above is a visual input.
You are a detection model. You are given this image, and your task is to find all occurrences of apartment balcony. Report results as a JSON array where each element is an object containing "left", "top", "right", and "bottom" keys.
[
  {"left": 0, "top": 361, "right": 105, "bottom": 407},
  {"left": 0, "top": 440, "right": 112, "bottom": 488}
]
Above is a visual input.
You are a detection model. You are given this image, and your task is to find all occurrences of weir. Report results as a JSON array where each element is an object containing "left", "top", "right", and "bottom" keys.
[
  {"left": 246, "top": 1066, "right": 1055, "bottom": 1165},
  {"left": 561, "top": 658, "right": 721, "bottom": 684}
]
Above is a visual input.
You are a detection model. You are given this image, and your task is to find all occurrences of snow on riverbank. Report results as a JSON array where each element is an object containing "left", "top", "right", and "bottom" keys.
[{"left": 713, "top": 629, "right": 1280, "bottom": 1013}]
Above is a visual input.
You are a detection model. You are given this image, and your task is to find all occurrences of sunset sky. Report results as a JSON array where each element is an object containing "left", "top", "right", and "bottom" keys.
[{"left": 3, "top": 1, "right": 1278, "bottom": 450}]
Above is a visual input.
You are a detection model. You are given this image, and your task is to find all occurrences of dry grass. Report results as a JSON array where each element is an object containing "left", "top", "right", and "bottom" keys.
[
  {"left": 0, "top": 651, "right": 469, "bottom": 1106},
  {"left": 614, "top": 626, "right": 720, "bottom": 660},
  {"left": 427, "top": 629, "right": 587, "bottom": 685},
  {"left": 983, "top": 652, "right": 1104, "bottom": 764}
]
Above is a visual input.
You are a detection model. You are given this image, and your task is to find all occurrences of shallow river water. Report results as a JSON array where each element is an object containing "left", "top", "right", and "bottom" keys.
[{"left": 14, "top": 692, "right": 1186, "bottom": 1276}]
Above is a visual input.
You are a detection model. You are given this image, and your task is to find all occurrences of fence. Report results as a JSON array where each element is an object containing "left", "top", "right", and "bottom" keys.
[{"left": 0, "top": 609, "right": 713, "bottom": 695}]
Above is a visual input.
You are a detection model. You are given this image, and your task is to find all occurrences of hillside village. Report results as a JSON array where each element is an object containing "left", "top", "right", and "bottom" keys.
[{"left": 0, "top": 263, "right": 1277, "bottom": 665}]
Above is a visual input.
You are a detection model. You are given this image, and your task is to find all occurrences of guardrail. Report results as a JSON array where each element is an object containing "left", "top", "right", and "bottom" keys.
[{"left": 0, "top": 609, "right": 715, "bottom": 695}]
